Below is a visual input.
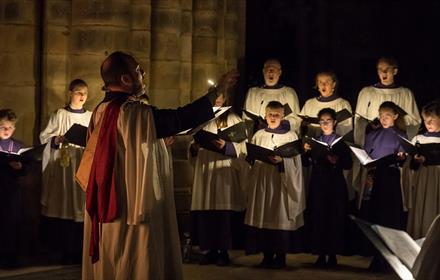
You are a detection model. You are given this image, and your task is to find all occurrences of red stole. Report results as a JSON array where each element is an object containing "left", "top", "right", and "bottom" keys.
[{"left": 86, "top": 94, "right": 128, "bottom": 263}]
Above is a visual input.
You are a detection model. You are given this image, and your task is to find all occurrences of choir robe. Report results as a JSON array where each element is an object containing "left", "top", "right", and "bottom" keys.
[
  {"left": 352, "top": 84, "right": 421, "bottom": 201},
  {"left": 0, "top": 138, "right": 24, "bottom": 266},
  {"left": 79, "top": 93, "right": 214, "bottom": 280},
  {"left": 354, "top": 84, "right": 421, "bottom": 146},
  {"left": 40, "top": 107, "right": 92, "bottom": 221},
  {"left": 299, "top": 96, "right": 354, "bottom": 199},
  {"left": 364, "top": 126, "right": 407, "bottom": 229},
  {"left": 404, "top": 132, "right": 440, "bottom": 239},
  {"left": 190, "top": 113, "right": 248, "bottom": 251},
  {"left": 300, "top": 96, "right": 353, "bottom": 138},
  {"left": 304, "top": 133, "right": 352, "bottom": 255},
  {"left": 242, "top": 85, "right": 301, "bottom": 134},
  {"left": 244, "top": 126, "right": 305, "bottom": 253},
  {"left": 413, "top": 214, "right": 440, "bottom": 280}
]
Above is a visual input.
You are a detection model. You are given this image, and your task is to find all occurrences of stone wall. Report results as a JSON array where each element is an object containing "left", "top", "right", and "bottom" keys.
[
  {"left": 0, "top": 0, "right": 245, "bottom": 145},
  {"left": 0, "top": 0, "right": 39, "bottom": 143},
  {"left": 0, "top": 0, "right": 245, "bottom": 254}
]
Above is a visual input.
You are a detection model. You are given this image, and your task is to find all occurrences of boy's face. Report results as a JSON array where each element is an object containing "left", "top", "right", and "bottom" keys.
[
  {"left": 265, "top": 108, "right": 284, "bottom": 129},
  {"left": 319, "top": 113, "right": 336, "bottom": 135},
  {"left": 316, "top": 74, "right": 336, "bottom": 97},
  {"left": 214, "top": 94, "right": 225, "bottom": 107},
  {"left": 70, "top": 86, "right": 88, "bottom": 108},
  {"left": 379, "top": 108, "right": 398, "bottom": 128},
  {"left": 0, "top": 120, "right": 16, "bottom": 140},
  {"left": 263, "top": 61, "right": 282, "bottom": 87},
  {"left": 377, "top": 61, "right": 398, "bottom": 86},
  {"left": 422, "top": 114, "right": 440, "bottom": 133}
]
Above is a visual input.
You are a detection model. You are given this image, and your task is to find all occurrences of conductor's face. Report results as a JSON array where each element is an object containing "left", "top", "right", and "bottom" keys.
[{"left": 129, "top": 64, "right": 146, "bottom": 96}]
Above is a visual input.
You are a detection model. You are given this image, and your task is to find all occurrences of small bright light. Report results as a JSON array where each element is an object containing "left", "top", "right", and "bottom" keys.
[{"left": 207, "top": 79, "right": 215, "bottom": 86}]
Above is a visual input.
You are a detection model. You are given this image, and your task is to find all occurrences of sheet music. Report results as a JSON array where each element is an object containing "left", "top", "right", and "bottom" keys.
[
  {"left": 372, "top": 224, "right": 421, "bottom": 269},
  {"left": 348, "top": 146, "right": 376, "bottom": 165},
  {"left": 177, "top": 106, "right": 231, "bottom": 135},
  {"left": 350, "top": 216, "right": 414, "bottom": 280}
]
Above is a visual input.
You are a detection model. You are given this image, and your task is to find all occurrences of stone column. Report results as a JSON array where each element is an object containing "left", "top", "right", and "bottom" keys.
[
  {"left": 191, "top": 0, "right": 219, "bottom": 100},
  {"left": 149, "top": 0, "right": 182, "bottom": 108},
  {"left": 0, "top": 0, "right": 38, "bottom": 144}
]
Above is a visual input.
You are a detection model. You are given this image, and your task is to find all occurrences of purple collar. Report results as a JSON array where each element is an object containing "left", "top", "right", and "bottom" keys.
[
  {"left": 0, "top": 138, "right": 22, "bottom": 153},
  {"left": 424, "top": 131, "right": 440, "bottom": 137},
  {"left": 264, "top": 120, "right": 290, "bottom": 134},
  {"left": 65, "top": 105, "right": 86, "bottom": 113},
  {"left": 316, "top": 94, "right": 339, "bottom": 102},
  {"left": 260, "top": 84, "right": 284, "bottom": 89},
  {"left": 318, "top": 132, "right": 338, "bottom": 144},
  {"left": 373, "top": 83, "right": 399, "bottom": 89}
]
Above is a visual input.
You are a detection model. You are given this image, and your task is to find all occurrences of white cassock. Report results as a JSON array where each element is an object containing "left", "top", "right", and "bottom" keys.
[
  {"left": 242, "top": 86, "right": 301, "bottom": 134},
  {"left": 40, "top": 108, "right": 92, "bottom": 221},
  {"left": 80, "top": 98, "right": 182, "bottom": 280},
  {"left": 191, "top": 113, "right": 248, "bottom": 212},
  {"left": 403, "top": 134, "right": 440, "bottom": 239},
  {"left": 300, "top": 96, "right": 353, "bottom": 138},
  {"left": 245, "top": 129, "right": 305, "bottom": 231},
  {"left": 412, "top": 214, "right": 440, "bottom": 280},
  {"left": 352, "top": 85, "right": 421, "bottom": 197}
]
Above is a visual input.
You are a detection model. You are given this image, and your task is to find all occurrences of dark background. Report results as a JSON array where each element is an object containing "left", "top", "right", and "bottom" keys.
[{"left": 244, "top": 0, "right": 440, "bottom": 111}]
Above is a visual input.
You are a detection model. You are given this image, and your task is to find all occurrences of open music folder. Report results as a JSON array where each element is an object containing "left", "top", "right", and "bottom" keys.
[
  {"left": 64, "top": 123, "right": 88, "bottom": 147},
  {"left": 396, "top": 135, "right": 440, "bottom": 165},
  {"left": 246, "top": 140, "right": 303, "bottom": 165},
  {"left": 347, "top": 143, "right": 398, "bottom": 168},
  {"left": 298, "top": 108, "right": 352, "bottom": 125},
  {"left": 0, "top": 144, "right": 46, "bottom": 162},
  {"left": 351, "top": 215, "right": 440, "bottom": 280}
]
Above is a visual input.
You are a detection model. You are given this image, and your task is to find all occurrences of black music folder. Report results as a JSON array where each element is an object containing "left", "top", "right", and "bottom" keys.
[
  {"left": 246, "top": 140, "right": 302, "bottom": 165},
  {"left": 0, "top": 144, "right": 46, "bottom": 163},
  {"left": 298, "top": 108, "right": 352, "bottom": 125},
  {"left": 64, "top": 123, "right": 88, "bottom": 147},
  {"left": 397, "top": 135, "right": 440, "bottom": 165}
]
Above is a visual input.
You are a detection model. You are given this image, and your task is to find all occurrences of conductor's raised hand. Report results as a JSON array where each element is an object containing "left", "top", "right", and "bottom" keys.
[{"left": 216, "top": 70, "right": 240, "bottom": 93}]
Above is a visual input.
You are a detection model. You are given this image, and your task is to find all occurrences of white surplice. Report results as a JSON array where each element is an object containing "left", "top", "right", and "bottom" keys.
[
  {"left": 300, "top": 97, "right": 353, "bottom": 138},
  {"left": 244, "top": 129, "right": 305, "bottom": 231},
  {"left": 403, "top": 134, "right": 440, "bottom": 239},
  {"left": 354, "top": 86, "right": 421, "bottom": 146},
  {"left": 191, "top": 113, "right": 248, "bottom": 211},
  {"left": 40, "top": 108, "right": 92, "bottom": 221},
  {"left": 352, "top": 86, "right": 421, "bottom": 199}
]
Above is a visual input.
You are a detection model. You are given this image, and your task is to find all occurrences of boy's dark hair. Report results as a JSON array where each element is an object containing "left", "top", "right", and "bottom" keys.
[
  {"left": 377, "top": 57, "right": 398, "bottom": 69},
  {"left": 69, "top": 79, "right": 88, "bottom": 91},
  {"left": 266, "top": 100, "right": 284, "bottom": 111},
  {"left": 379, "top": 101, "right": 406, "bottom": 132},
  {"left": 0, "top": 109, "right": 18, "bottom": 122},
  {"left": 422, "top": 99, "right": 440, "bottom": 118},
  {"left": 101, "top": 51, "right": 138, "bottom": 87},
  {"left": 318, "top": 107, "right": 337, "bottom": 120}
]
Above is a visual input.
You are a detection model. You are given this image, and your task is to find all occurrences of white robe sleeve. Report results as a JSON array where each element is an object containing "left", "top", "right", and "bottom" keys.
[{"left": 283, "top": 87, "right": 302, "bottom": 134}]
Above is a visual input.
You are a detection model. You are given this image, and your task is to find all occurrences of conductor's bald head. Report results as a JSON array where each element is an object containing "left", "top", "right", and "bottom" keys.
[{"left": 101, "top": 51, "right": 138, "bottom": 87}]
